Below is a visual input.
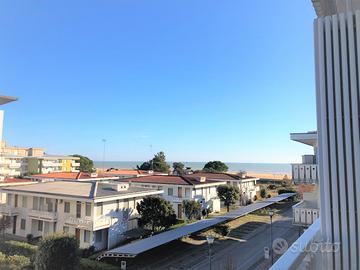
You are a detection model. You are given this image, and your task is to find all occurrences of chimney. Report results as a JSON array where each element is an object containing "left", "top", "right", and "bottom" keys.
[{"left": 200, "top": 177, "right": 206, "bottom": 182}]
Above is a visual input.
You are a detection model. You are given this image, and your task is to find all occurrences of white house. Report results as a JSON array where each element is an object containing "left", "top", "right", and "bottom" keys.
[
  {"left": 191, "top": 172, "right": 259, "bottom": 204},
  {"left": 120, "top": 175, "right": 226, "bottom": 218},
  {"left": 0, "top": 181, "right": 163, "bottom": 250}
]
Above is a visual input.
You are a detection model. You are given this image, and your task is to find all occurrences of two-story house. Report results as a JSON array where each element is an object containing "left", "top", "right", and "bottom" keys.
[
  {"left": 120, "top": 175, "right": 226, "bottom": 218},
  {"left": 0, "top": 181, "right": 163, "bottom": 250},
  {"left": 191, "top": 172, "right": 259, "bottom": 204}
]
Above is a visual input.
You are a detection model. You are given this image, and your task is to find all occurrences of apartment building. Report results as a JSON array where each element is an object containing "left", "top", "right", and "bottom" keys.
[
  {"left": 0, "top": 155, "right": 80, "bottom": 177},
  {"left": 290, "top": 131, "right": 318, "bottom": 184},
  {"left": 272, "top": 1, "right": 360, "bottom": 269},
  {"left": 191, "top": 172, "right": 259, "bottom": 204},
  {"left": 121, "top": 175, "right": 226, "bottom": 218},
  {"left": 0, "top": 181, "right": 163, "bottom": 250},
  {"left": 290, "top": 132, "right": 320, "bottom": 229}
]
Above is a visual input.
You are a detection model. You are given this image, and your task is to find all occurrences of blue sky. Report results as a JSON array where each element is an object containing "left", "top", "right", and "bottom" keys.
[{"left": 0, "top": 1, "right": 317, "bottom": 163}]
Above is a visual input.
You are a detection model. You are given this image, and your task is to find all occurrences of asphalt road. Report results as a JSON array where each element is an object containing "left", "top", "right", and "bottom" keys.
[{"left": 190, "top": 208, "right": 298, "bottom": 270}]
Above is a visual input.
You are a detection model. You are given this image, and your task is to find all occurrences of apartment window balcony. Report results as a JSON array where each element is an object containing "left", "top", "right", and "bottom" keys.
[
  {"left": 292, "top": 164, "right": 318, "bottom": 184},
  {"left": 65, "top": 215, "right": 94, "bottom": 230},
  {"left": 8, "top": 163, "right": 21, "bottom": 169},
  {"left": 270, "top": 219, "right": 321, "bottom": 270},
  {"left": 71, "top": 162, "right": 80, "bottom": 167},
  {"left": 42, "top": 161, "right": 62, "bottom": 167},
  {"left": 0, "top": 204, "right": 19, "bottom": 216},
  {"left": 28, "top": 209, "right": 58, "bottom": 222},
  {"left": 293, "top": 201, "right": 319, "bottom": 226}
]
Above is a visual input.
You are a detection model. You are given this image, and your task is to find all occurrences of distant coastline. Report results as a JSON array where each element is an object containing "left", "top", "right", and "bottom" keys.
[{"left": 94, "top": 161, "right": 292, "bottom": 175}]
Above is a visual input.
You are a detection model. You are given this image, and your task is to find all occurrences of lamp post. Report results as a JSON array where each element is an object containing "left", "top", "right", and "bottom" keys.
[
  {"left": 206, "top": 235, "right": 214, "bottom": 270},
  {"left": 268, "top": 210, "right": 274, "bottom": 265}
]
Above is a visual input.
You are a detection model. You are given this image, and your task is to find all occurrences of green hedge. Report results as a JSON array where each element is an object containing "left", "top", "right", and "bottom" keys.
[
  {"left": 278, "top": 189, "right": 296, "bottom": 195},
  {"left": 0, "top": 251, "right": 31, "bottom": 270},
  {"left": 79, "top": 258, "right": 120, "bottom": 270},
  {"left": 0, "top": 240, "right": 37, "bottom": 257}
]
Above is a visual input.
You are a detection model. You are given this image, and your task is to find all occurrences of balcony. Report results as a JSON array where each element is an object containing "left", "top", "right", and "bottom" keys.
[
  {"left": 0, "top": 204, "right": 18, "bottom": 216},
  {"left": 42, "top": 161, "right": 62, "bottom": 167},
  {"left": 269, "top": 219, "right": 322, "bottom": 270},
  {"left": 293, "top": 201, "right": 319, "bottom": 226},
  {"left": 162, "top": 195, "right": 183, "bottom": 204},
  {"left": 292, "top": 164, "right": 318, "bottom": 184},
  {"left": 71, "top": 162, "right": 80, "bottom": 167},
  {"left": 8, "top": 163, "right": 21, "bottom": 169},
  {"left": 28, "top": 209, "right": 58, "bottom": 222},
  {"left": 65, "top": 216, "right": 93, "bottom": 230}
]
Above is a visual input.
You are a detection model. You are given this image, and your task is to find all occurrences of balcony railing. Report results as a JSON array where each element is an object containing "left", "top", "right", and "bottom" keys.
[
  {"left": 292, "top": 164, "right": 318, "bottom": 184},
  {"left": 71, "top": 162, "right": 80, "bottom": 167},
  {"left": 65, "top": 216, "right": 93, "bottom": 230},
  {"left": 293, "top": 201, "right": 320, "bottom": 226},
  {"left": 162, "top": 195, "right": 183, "bottom": 203},
  {"left": 28, "top": 209, "right": 58, "bottom": 222},
  {"left": 8, "top": 163, "right": 21, "bottom": 169},
  {"left": 0, "top": 204, "right": 18, "bottom": 216},
  {"left": 269, "top": 219, "right": 321, "bottom": 270}
]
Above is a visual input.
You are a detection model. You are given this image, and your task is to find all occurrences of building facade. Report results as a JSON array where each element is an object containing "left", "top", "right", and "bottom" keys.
[
  {"left": 191, "top": 172, "right": 259, "bottom": 204},
  {"left": 272, "top": 1, "right": 360, "bottom": 269},
  {"left": 0, "top": 181, "right": 163, "bottom": 250},
  {"left": 121, "top": 175, "right": 226, "bottom": 219}
]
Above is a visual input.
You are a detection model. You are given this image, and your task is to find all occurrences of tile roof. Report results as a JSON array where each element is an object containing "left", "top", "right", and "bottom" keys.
[
  {"left": 191, "top": 172, "right": 257, "bottom": 181},
  {"left": 121, "top": 175, "right": 226, "bottom": 186},
  {"left": 29, "top": 172, "right": 116, "bottom": 180},
  {"left": 105, "top": 169, "right": 149, "bottom": 175},
  {"left": 0, "top": 178, "right": 32, "bottom": 184}
]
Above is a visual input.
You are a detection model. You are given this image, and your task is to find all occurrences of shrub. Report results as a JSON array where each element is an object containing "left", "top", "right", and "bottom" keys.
[
  {"left": 26, "top": 234, "right": 33, "bottom": 243},
  {"left": 260, "top": 188, "right": 267, "bottom": 198},
  {"left": 0, "top": 252, "right": 31, "bottom": 270},
  {"left": 6, "top": 254, "right": 31, "bottom": 270},
  {"left": 268, "top": 184, "right": 277, "bottom": 190},
  {"left": 81, "top": 246, "right": 96, "bottom": 258},
  {"left": 0, "top": 240, "right": 37, "bottom": 257},
  {"left": 278, "top": 189, "right": 295, "bottom": 195},
  {"left": 34, "top": 233, "right": 79, "bottom": 270},
  {"left": 214, "top": 224, "right": 230, "bottom": 236},
  {"left": 79, "top": 258, "right": 120, "bottom": 270}
]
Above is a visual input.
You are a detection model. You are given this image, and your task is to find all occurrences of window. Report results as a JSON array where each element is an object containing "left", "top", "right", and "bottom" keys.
[
  {"left": 96, "top": 202, "right": 103, "bottom": 216},
  {"left": 22, "top": 196, "right": 27, "bottom": 208},
  {"left": 168, "top": 188, "right": 173, "bottom": 196},
  {"left": 38, "top": 220, "right": 43, "bottom": 232},
  {"left": 84, "top": 230, "right": 90, "bottom": 243},
  {"left": 185, "top": 188, "right": 191, "bottom": 198},
  {"left": 32, "top": 197, "right": 39, "bottom": 210},
  {"left": 20, "top": 219, "right": 26, "bottom": 230},
  {"left": 64, "top": 202, "right": 70, "bottom": 213},
  {"left": 95, "top": 230, "right": 103, "bottom": 243},
  {"left": 14, "top": 195, "right": 18, "bottom": 207},
  {"left": 123, "top": 199, "right": 129, "bottom": 209},
  {"left": 63, "top": 226, "right": 69, "bottom": 233},
  {"left": 76, "top": 201, "right": 81, "bottom": 218},
  {"left": 85, "top": 203, "right": 91, "bottom": 216}
]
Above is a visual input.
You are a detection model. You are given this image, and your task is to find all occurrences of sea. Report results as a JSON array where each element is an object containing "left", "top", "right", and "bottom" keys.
[{"left": 94, "top": 161, "right": 291, "bottom": 174}]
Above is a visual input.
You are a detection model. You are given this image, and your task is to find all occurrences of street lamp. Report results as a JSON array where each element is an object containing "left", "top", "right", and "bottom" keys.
[
  {"left": 206, "top": 235, "right": 214, "bottom": 270},
  {"left": 268, "top": 210, "right": 274, "bottom": 265}
]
